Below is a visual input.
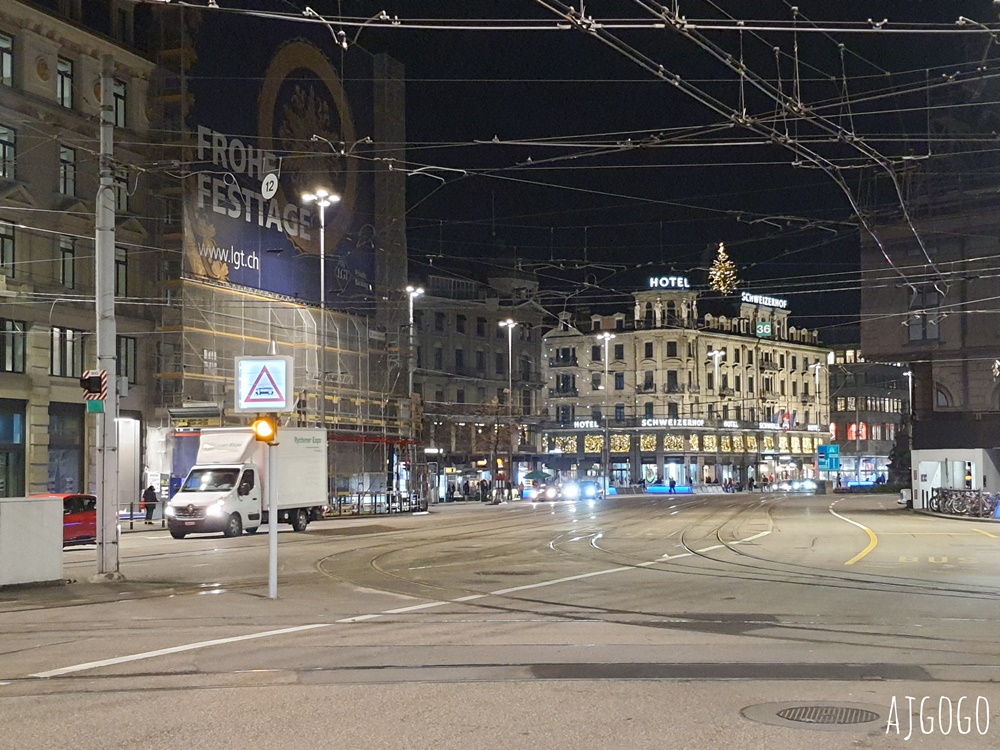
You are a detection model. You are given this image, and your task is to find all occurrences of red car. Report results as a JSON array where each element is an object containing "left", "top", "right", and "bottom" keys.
[{"left": 32, "top": 493, "right": 98, "bottom": 547}]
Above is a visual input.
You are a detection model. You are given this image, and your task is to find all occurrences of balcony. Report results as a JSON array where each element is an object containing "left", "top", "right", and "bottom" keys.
[
  {"left": 686, "top": 384, "right": 700, "bottom": 394},
  {"left": 720, "top": 387, "right": 735, "bottom": 397},
  {"left": 760, "top": 360, "right": 780, "bottom": 372},
  {"left": 663, "top": 383, "right": 683, "bottom": 394},
  {"left": 636, "top": 384, "right": 657, "bottom": 394},
  {"left": 549, "top": 357, "right": 578, "bottom": 368},
  {"left": 548, "top": 388, "right": 578, "bottom": 398},
  {"left": 801, "top": 394, "right": 816, "bottom": 404}
]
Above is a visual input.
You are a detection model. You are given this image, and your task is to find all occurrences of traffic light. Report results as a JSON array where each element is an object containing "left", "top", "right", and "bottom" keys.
[{"left": 251, "top": 414, "right": 277, "bottom": 442}]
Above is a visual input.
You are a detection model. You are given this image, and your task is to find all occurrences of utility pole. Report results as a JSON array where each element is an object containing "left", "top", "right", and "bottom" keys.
[{"left": 94, "top": 56, "right": 121, "bottom": 579}]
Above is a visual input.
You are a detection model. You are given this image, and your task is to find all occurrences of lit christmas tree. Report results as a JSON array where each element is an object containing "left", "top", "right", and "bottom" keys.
[{"left": 708, "top": 241, "right": 738, "bottom": 295}]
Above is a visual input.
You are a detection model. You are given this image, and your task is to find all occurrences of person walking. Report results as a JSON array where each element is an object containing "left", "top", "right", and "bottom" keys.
[
  {"left": 668, "top": 478, "right": 676, "bottom": 494},
  {"left": 141, "top": 485, "right": 158, "bottom": 524}
]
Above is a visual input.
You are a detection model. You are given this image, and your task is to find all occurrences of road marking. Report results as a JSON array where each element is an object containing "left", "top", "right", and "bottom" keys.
[
  {"left": 829, "top": 505, "right": 878, "bottom": 565},
  {"left": 974, "top": 528, "right": 998, "bottom": 539},
  {"left": 31, "top": 623, "right": 330, "bottom": 678},
  {"left": 32, "top": 527, "right": 772, "bottom": 678}
]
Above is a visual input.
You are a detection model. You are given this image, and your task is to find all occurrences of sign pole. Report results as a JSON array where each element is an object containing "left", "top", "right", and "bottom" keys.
[{"left": 267, "top": 440, "right": 278, "bottom": 599}]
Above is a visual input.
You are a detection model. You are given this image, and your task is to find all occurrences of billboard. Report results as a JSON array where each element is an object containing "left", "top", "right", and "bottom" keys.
[{"left": 181, "top": 5, "right": 383, "bottom": 306}]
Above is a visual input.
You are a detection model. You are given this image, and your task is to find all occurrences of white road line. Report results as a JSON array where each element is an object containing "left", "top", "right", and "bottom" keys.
[
  {"left": 33, "top": 528, "right": 774, "bottom": 679},
  {"left": 31, "top": 623, "right": 330, "bottom": 678}
]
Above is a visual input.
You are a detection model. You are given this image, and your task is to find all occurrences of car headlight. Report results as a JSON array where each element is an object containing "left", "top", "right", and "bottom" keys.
[
  {"left": 563, "top": 483, "right": 580, "bottom": 499},
  {"left": 583, "top": 485, "right": 597, "bottom": 498},
  {"left": 545, "top": 487, "right": 557, "bottom": 499},
  {"left": 164, "top": 505, "right": 176, "bottom": 517},
  {"left": 207, "top": 501, "right": 225, "bottom": 517}
]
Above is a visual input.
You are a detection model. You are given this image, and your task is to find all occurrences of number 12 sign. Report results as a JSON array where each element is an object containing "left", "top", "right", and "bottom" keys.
[{"left": 235, "top": 356, "right": 295, "bottom": 413}]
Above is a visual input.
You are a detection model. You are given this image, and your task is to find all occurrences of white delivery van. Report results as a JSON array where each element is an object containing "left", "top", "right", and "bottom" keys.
[{"left": 166, "top": 427, "right": 327, "bottom": 539}]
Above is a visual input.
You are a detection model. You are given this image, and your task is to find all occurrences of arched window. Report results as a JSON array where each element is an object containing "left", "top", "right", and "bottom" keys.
[
  {"left": 829, "top": 422, "right": 837, "bottom": 439},
  {"left": 936, "top": 387, "right": 950, "bottom": 407},
  {"left": 847, "top": 422, "right": 857, "bottom": 441}
]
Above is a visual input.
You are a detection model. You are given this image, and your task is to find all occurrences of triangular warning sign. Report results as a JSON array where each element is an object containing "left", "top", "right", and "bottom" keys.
[{"left": 244, "top": 365, "right": 285, "bottom": 404}]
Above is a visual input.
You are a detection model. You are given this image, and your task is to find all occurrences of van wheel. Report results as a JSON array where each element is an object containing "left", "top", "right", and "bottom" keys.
[
  {"left": 170, "top": 530, "right": 187, "bottom": 540},
  {"left": 290, "top": 508, "right": 308, "bottom": 532},
  {"left": 245, "top": 526, "right": 259, "bottom": 535},
  {"left": 223, "top": 513, "right": 243, "bottom": 538}
]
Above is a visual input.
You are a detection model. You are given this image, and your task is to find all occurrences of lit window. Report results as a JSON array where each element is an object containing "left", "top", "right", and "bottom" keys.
[
  {"left": 50, "top": 326, "right": 86, "bottom": 377},
  {"left": 113, "top": 80, "right": 127, "bottom": 127},
  {"left": 0, "top": 221, "right": 13, "bottom": 276},
  {"left": 0, "top": 33, "right": 11, "bottom": 88},
  {"left": 0, "top": 318, "right": 26, "bottom": 373}
]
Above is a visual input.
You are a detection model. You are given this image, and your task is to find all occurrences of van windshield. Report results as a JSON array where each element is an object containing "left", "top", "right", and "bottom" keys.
[{"left": 181, "top": 469, "right": 240, "bottom": 492}]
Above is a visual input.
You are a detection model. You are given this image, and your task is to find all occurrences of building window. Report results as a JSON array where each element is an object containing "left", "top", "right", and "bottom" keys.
[
  {"left": 50, "top": 326, "right": 86, "bottom": 377},
  {"left": 0, "top": 221, "right": 13, "bottom": 276},
  {"left": 114, "top": 171, "right": 129, "bottom": 212},
  {"left": 792, "top": 381, "right": 798, "bottom": 396},
  {"left": 707, "top": 372, "right": 714, "bottom": 391},
  {"left": 57, "top": 58, "right": 74, "bottom": 108},
  {"left": 667, "top": 341, "right": 677, "bottom": 358},
  {"left": 591, "top": 344, "right": 601, "bottom": 362},
  {"left": 644, "top": 402, "right": 654, "bottom": 418},
  {"left": 909, "top": 287, "right": 941, "bottom": 341},
  {"left": 113, "top": 80, "right": 127, "bottom": 127},
  {"left": 456, "top": 388, "right": 465, "bottom": 404},
  {"left": 936, "top": 387, "right": 950, "bottom": 407},
  {"left": 748, "top": 376, "right": 754, "bottom": 393},
  {"left": 642, "top": 371, "right": 654, "bottom": 390},
  {"left": 454, "top": 348, "right": 464, "bottom": 370},
  {"left": 613, "top": 343, "right": 624, "bottom": 360},
  {"left": 117, "top": 336, "right": 137, "bottom": 384},
  {"left": 644, "top": 342, "right": 653, "bottom": 359},
  {"left": 591, "top": 373, "right": 602, "bottom": 391},
  {"left": 668, "top": 402, "right": 679, "bottom": 419},
  {"left": 496, "top": 352, "right": 504, "bottom": 375},
  {"left": 1, "top": 318, "right": 26, "bottom": 372},
  {"left": 592, "top": 406, "right": 602, "bottom": 422},
  {"left": 747, "top": 349, "right": 754, "bottom": 365},
  {"left": 615, "top": 372, "right": 624, "bottom": 390},
  {"left": 0, "top": 33, "right": 11, "bottom": 88},
  {"left": 433, "top": 346, "right": 443, "bottom": 370},
  {"left": 455, "top": 314, "right": 466, "bottom": 334},
  {"left": 434, "top": 312, "right": 445, "bottom": 331},
  {"left": 59, "top": 236, "right": 75, "bottom": 288},
  {"left": 475, "top": 350, "right": 485, "bottom": 372},
  {"left": 0, "top": 124, "right": 13, "bottom": 179},
  {"left": 614, "top": 403, "right": 625, "bottom": 421},
  {"left": 59, "top": 146, "right": 76, "bottom": 196},
  {"left": 734, "top": 348, "right": 741, "bottom": 364},
  {"left": 476, "top": 317, "right": 486, "bottom": 336},
  {"left": 115, "top": 246, "right": 127, "bottom": 295}
]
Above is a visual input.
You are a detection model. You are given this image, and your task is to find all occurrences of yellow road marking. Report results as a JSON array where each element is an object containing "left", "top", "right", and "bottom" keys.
[
  {"left": 830, "top": 505, "right": 879, "bottom": 565},
  {"left": 973, "top": 528, "right": 998, "bottom": 539}
]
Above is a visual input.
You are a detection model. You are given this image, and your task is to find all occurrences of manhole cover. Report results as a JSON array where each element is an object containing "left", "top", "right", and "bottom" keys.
[
  {"left": 776, "top": 706, "right": 880, "bottom": 725},
  {"left": 742, "top": 701, "right": 885, "bottom": 733}
]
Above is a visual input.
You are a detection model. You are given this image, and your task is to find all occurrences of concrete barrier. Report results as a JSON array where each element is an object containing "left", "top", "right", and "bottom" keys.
[{"left": 0, "top": 497, "right": 63, "bottom": 587}]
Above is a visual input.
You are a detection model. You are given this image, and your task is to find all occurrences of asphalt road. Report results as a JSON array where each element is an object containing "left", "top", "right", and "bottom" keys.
[{"left": 3, "top": 492, "right": 1000, "bottom": 749}]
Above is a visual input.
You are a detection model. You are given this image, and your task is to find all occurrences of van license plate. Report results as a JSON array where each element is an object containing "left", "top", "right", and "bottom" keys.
[{"left": 184, "top": 521, "right": 195, "bottom": 526}]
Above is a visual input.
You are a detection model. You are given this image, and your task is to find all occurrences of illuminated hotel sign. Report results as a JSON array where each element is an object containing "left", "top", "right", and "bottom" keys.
[
  {"left": 573, "top": 420, "right": 599, "bottom": 429},
  {"left": 648, "top": 276, "right": 691, "bottom": 289},
  {"left": 722, "top": 420, "right": 740, "bottom": 429},
  {"left": 741, "top": 292, "right": 787, "bottom": 309},
  {"left": 641, "top": 418, "right": 705, "bottom": 428}
]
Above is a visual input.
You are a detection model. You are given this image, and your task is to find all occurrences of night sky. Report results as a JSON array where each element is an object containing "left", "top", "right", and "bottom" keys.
[{"left": 248, "top": 1, "right": 997, "bottom": 334}]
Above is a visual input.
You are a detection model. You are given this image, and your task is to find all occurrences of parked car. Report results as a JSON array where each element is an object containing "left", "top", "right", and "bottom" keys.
[{"left": 32, "top": 493, "right": 97, "bottom": 547}]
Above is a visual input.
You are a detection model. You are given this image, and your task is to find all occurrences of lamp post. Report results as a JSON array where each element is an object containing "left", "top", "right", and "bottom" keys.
[
  {"left": 406, "top": 286, "right": 424, "bottom": 397},
  {"left": 597, "top": 331, "right": 615, "bottom": 494},
  {"left": 301, "top": 189, "right": 340, "bottom": 428},
  {"left": 500, "top": 318, "right": 517, "bottom": 499},
  {"left": 707, "top": 349, "right": 725, "bottom": 483}
]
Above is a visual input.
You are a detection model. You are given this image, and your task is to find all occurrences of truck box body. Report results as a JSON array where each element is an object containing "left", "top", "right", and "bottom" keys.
[{"left": 166, "top": 427, "right": 327, "bottom": 538}]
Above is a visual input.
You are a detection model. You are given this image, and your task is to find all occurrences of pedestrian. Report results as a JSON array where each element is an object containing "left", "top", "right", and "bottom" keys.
[
  {"left": 748, "top": 477, "right": 755, "bottom": 492},
  {"left": 462, "top": 479, "right": 470, "bottom": 499},
  {"left": 141, "top": 484, "right": 157, "bottom": 524},
  {"left": 668, "top": 477, "right": 676, "bottom": 494}
]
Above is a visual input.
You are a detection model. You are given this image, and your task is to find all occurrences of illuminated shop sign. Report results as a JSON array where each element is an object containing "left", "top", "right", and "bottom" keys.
[
  {"left": 573, "top": 420, "right": 599, "bottom": 429},
  {"left": 742, "top": 292, "right": 787, "bottom": 309},
  {"left": 641, "top": 418, "right": 705, "bottom": 428},
  {"left": 722, "top": 420, "right": 740, "bottom": 429},
  {"left": 648, "top": 276, "right": 691, "bottom": 289},
  {"left": 757, "top": 422, "right": 784, "bottom": 431}
]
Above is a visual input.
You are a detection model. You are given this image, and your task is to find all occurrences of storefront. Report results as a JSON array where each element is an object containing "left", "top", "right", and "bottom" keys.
[{"left": 0, "top": 399, "right": 26, "bottom": 497}]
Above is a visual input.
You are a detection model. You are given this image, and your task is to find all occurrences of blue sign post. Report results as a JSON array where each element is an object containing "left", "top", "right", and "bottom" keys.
[{"left": 817, "top": 444, "right": 841, "bottom": 472}]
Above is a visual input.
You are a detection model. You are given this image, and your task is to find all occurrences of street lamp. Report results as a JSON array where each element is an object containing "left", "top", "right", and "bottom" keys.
[
  {"left": 500, "top": 318, "right": 518, "bottom": 499},
  {"left": 597, "top": 331, "right": 615, "bottom": 494},
  {"left": 406, "top": 285, "right": 424, "bottom": 397},
  {"left": 301, "top": 188, "right": 341, "bottom": 428}
]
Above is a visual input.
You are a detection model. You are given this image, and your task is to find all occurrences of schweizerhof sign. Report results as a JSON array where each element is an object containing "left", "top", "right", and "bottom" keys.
[{"left": 741, "top": 291, "right": 788, "bottom": 309}]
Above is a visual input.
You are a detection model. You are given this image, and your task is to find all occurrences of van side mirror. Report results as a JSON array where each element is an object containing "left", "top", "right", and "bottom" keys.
[{"left": 238, "top": 482, "right": 251, "bottom": 496}]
